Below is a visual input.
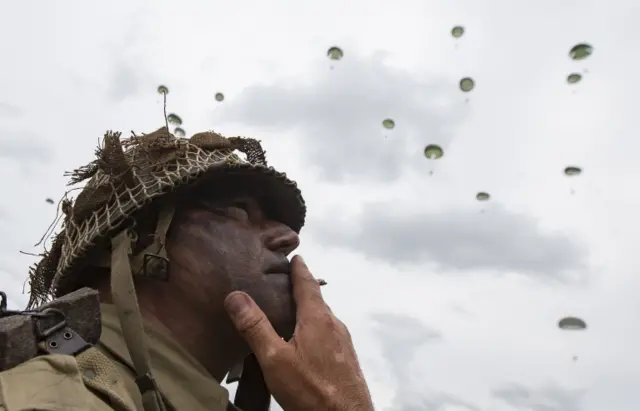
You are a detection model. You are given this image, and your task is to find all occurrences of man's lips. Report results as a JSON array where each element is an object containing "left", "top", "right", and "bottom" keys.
[
  {"left": 264, "top": 259, "right": 291, "bottom": 276},
  {"left": 263, "top": 259, "right": 326, "bottom": 286},
  {"left": 266, "top": 272, "right": 327, "bottom": 287}
]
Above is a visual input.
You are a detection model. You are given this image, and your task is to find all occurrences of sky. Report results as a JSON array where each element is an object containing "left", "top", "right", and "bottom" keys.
[{"left": 0, "top": 0, "right": 638, "bottom": 410}]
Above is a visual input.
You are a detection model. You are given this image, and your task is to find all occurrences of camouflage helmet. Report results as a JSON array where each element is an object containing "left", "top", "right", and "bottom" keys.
[{"left": 26, "top": 126, "right": 306, "bottom": 309}]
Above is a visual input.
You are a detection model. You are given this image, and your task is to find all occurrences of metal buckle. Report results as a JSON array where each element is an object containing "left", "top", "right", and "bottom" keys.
[
  {"left": 34, "top": 308, "right": 90, "bottom": 356},
  {"left": 135, "top": 372, "right": 160, "bottom": 394},
  {"left": 143, "top": 253, "right": 170, "bottom": 280},
  {"left": 41, "top": 326, "right": 91, "bottom": 356},
  {"left": 0, "top": 291, "right": 25, "bottom": 318}
]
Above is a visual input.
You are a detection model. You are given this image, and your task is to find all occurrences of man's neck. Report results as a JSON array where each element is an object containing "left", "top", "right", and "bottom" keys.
[
  {"left": 99, "top": 284, "right": 248, "bottom": 382},
  {"left": 141, "top": 303, "right": 237, "bottom": 382}
]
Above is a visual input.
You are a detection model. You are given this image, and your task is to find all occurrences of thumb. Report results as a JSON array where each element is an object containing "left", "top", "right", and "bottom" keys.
[{"left": 224, "top": 291, "right": 285, "bottom": 361}]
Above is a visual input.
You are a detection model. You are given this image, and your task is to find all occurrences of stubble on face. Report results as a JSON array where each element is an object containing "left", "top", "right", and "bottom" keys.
[{"left": 167, "top": 196, "right": 298, "bottom": 340}]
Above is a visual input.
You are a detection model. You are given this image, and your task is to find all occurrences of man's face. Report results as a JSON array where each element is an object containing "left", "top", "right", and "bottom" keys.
[{"left": 165, "top": 174, "right": 301, "bottom": 340}]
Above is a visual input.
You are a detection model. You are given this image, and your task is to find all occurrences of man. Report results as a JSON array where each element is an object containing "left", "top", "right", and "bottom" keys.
[{"left": 0, "top": 127, "right": 374, "bottom": 411}]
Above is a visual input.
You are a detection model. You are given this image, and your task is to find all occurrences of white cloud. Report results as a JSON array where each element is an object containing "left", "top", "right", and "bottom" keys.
[
  {"left": 493, "top": 383, "right": 586, "bottom": 411},
  {"left": 0, "top": 0, "right": 638, "bottom": 410}
]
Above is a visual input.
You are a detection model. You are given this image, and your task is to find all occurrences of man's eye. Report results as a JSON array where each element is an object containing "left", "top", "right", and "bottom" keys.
[
  {"left": 227, "top": 201, "right": 251, "bottom": 219},
  {"left": 229, "top": 200, "right": 250, "bottom": 211},
  {"left": 196, "top": 202, "right": 231, "bottom": 215},
  {"left": 198, "top": 199, "right": 252, "bottom": 219}
]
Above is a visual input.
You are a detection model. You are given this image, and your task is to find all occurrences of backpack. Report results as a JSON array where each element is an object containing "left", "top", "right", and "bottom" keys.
[{"left": 0, "top": 287, "right": 139, "bottom": 410}]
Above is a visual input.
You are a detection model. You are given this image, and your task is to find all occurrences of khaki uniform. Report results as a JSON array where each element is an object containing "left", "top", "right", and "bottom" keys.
[{"left": 0, "top": 304, "right": 232, "bottom": 411}]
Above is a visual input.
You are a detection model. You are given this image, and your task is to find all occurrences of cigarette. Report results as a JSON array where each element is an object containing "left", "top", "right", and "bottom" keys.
[{"left": 317, "top": 279, "right": 327, "bottom": 286}]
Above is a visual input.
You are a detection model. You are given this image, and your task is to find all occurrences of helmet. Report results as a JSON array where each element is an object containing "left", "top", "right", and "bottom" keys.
[{"left": 27, "top": 126, "right": 306, "bottom": 309}]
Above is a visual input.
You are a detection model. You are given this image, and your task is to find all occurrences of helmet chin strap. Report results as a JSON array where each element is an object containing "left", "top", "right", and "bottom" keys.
[
  {"left": 111, "top": 229, "right": 167, "bottom": 411},
  {"left": 107, "top": 201, "right": 176, "bottom": 411},
  {"left": 227, "top": 355, "right": 271, "bottom": 411}
]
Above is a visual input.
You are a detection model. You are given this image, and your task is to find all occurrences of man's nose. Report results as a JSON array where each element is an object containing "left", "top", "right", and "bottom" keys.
[{"left": 264, "top": 224, "right": 300, "bottom": 256}]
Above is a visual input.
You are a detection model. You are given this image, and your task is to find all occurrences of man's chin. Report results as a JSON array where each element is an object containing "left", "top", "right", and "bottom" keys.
[
  {"left": 257, "top": 274, "right": 296, "bottom": 340},
  {"left": 245, "top": 293, "right": 296, "bottom": 340},
  {"left": 269, "top": 302, "right": 296, "bottom": 341}
]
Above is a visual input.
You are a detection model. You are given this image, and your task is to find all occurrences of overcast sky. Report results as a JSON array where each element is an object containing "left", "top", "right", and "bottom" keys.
[{"left": 1, "top": 0, "right": 639, "bottom": 410}]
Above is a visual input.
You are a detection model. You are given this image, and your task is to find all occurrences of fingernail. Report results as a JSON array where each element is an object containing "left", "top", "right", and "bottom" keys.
[
  {"left": 296, "top": 255, "right": 307, "bottom": 267},
  {"left": 225, "top": 292, "right": 251, "bottom": 318}
]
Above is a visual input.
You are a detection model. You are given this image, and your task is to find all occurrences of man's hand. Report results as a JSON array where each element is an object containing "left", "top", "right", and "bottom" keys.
[{"left": 224, "top": 255, "right": 374, "bottom": 411}]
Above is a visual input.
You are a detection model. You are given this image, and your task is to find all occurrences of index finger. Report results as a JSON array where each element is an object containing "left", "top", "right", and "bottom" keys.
[{"left": 290, "top": 255, "right": 327, "bottom": 316}]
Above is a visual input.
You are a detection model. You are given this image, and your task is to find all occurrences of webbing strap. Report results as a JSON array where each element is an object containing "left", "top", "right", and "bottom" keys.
[
  {"left": 90, "top": 202, "right": 175, "bottom": 278},
  {"left": 131, "top": 203, "right": 175, "bottom": 279},
  {"left": 233, "top": 355, "right": 271, "bottom": 411},
  {"left": 111, "top": 230, "right": 167, "bottom": 411}
]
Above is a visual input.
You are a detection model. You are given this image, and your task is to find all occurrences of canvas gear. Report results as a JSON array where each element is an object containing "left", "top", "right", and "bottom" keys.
[
  {"left": 0, "top": 287, "right": 101, "bottom": 372},
  {"left": 7, "top": 126, "right": 306, "bottom": 411},
  {"left": 0, "top": 287, "right": 139, "bottom": 410}
]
